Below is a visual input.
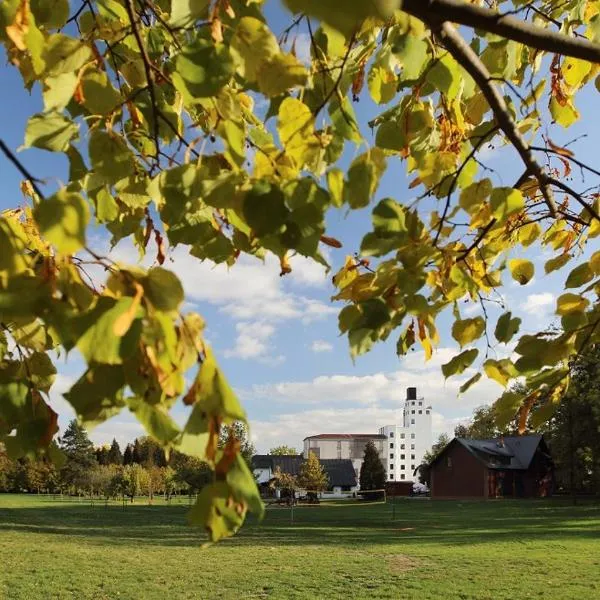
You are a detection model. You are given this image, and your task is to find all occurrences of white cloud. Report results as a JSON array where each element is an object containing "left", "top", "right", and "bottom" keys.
[
  {"left": 521, "top": 292, "right": 555, "bottom": 315},
  {"left": 108, "top": 243, "right": 333, "bottom": 324},
  {"left": 224, "top": 321, "right": 284, "bottom": 365},
  {"left": 311, "top": 340, "right": 333, "bottom": 353}
]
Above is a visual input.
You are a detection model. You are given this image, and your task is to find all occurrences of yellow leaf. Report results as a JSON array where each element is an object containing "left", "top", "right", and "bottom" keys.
[
  {"left": 508, "top": 258, "right": 534, "bottom": 285},
  {"left": 6, "top": 0, "right": 29, "bottom": 51}
]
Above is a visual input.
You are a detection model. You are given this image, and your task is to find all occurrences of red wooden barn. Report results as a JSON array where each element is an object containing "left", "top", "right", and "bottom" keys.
[{"left": 430, "top": 435, "right": 553, "bottom": 499}]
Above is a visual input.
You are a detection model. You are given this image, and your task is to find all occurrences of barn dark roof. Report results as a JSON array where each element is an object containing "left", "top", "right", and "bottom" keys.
[
  {"left": 252, "top": 454, "right": 275, "bottom": 469},
  {"left": 251, "top": 455, "right": 357, "bottom": 487},
  {"left": 304, "top": 433, "right": 387, "bottom": 440},
  {"left": 320, "top": 459, "right": 358, "bottom": 488},
  {"left": 431, "top": 435, "right": 549, "bottom": 471}
]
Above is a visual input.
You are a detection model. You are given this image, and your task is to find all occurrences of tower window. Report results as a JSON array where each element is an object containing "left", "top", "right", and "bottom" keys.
[
  {"left": 418, "top": 410, "right": 422, "bottom": 414},
  {"left": 411, "top": 419, "right": 415, "bottom": 424},
  {"left": 411, "top": 410, "right": 415, "bottom": 414},
  {"left": 390, "top": 453, "right": 394, "bottom": 459},
  {"left": 401, "top": 454, "right": 405, "bottom": 459},
  {"left": 390, "top": 474, "right": 394, "bottom": 479},
  {"left": 400, "top": 434, "right": 405, "bottom": 439},
  {"left": 389, "top": 443, "right": 394, "bottom": 449},
  {"left": 411, "top": 444, "right": 415, "bottom": 450},
  {"left": 401, "top": 444, "right": 405, "bottom": 450},
  {"left": 389, "top": 432, "right": 394, "bottom": 438},
  {"left": 426, "top": 410, "right": 430, "bottom": 414},
  {"left": 411, "top": 454, "right": 415, "bottom": 460},
  {"left": 401, "top": 474, "right": 405, "bottom": 480},
  {"left": 411, "top": 434, "right": 415, "bottom": 439}
]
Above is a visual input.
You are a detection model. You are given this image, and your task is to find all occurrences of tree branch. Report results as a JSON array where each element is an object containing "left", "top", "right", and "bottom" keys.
[
  {"left": 431, "top": 21, "right": 557, "bottom": 217},
  {"left": 124, "top": 0, "right": 160, "bottom": 162},
  {"left": 0, "top": 139, "right": 45, "bottom": 200},
  {"left": 403, "top": 0, "right": 600, "bottom": 63}
]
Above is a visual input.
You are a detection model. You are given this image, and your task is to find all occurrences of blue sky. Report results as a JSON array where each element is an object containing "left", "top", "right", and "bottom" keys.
[{"left": 1, "top": 2, "right": 599, "bottom": 452}]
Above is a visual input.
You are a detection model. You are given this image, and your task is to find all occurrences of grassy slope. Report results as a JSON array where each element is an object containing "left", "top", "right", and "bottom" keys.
[{"left": 0, "top": 495, "right": 599, "bottom": 599}]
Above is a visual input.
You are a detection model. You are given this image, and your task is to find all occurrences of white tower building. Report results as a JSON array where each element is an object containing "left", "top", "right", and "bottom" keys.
[{"left": 379, "top": 387, "right": 433, "bottom": 482}]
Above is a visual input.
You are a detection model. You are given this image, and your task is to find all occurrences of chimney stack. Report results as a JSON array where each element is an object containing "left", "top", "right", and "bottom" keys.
[{"left": 407, "top": 387, "right": 417, "bottom": 400}]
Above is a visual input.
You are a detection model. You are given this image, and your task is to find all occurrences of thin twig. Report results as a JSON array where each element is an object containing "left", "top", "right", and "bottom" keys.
[{"left": 0, "top": 140, "right": 45, "bottom": 200}]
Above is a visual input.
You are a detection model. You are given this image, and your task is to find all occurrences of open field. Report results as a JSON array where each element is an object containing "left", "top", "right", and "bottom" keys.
[{"left": 0, "top": 494, "right": 599, "bottom": 599}]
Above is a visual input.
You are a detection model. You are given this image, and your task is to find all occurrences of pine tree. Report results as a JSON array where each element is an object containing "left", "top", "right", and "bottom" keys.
[
  {"left": 123, "top": 444, "right": 134, "bottom": 466},
  {"left": 132, "top": 439, "right": 142, "bottom": 464},
  {"left": 359, "top": 441, "right": 386, "bottom": 500},
  {"left": 107, "top": 439, "right": 123, "bottom": 465},
  {"left": 59, "top": 420, "right": 96, "bottom": 492},
  {"left": 298, "top": 453, "right": 328, "bottom": 502}
]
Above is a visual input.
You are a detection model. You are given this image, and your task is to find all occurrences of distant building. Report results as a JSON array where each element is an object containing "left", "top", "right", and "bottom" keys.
[
  {"left": 379, "top": 387, "right": 433, "bottom": 483},
  {"left": 251, "top": 455, "right": 358, "bottom": 494},
  {"left": 302, "top": 433, "right": 386, "bottom": 482},
  {"left": 429, "top": 435, "right": 554, "bottom": 499}
]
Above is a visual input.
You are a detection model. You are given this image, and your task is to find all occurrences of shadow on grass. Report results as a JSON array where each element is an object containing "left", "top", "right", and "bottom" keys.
[{"left": 0, "top": 497, "right": 598, "bottom": 549}]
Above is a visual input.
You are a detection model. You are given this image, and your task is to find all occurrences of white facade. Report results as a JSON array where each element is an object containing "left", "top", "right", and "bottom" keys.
[{"left": 379, "top": 387, "right": 432, "bottom": 482}]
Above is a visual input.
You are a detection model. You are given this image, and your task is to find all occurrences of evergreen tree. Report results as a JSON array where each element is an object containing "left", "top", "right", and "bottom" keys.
[
  {"left": 59, "top": 420, "right": 96, "bottom": 492},
  {"left": 132, "top": 439, "right": 142, "bottom": 464},
  {"left": 107, "top": 439, "right": 123, "bottom": 465},
  {"left": 95, "top": 446, "right": 109, "bottom": 465},
  {"left": 298, "top": 453, "right": 328, "bottom": 502},
  {"left": 123, "top": 444, "right": 134, "bottom": 465},
  {"left": 359, "top": 441, "right": 386, "bottom": 500}
]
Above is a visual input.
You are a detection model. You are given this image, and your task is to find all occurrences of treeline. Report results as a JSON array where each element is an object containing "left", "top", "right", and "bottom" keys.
[{"left": 0, "top": 420, "right": 254, "bottom": 502}]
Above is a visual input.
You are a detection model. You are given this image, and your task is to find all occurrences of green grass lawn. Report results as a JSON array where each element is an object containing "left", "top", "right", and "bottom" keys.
[{"left": 0, "top": 494, "right": 599, "bottom": 599}]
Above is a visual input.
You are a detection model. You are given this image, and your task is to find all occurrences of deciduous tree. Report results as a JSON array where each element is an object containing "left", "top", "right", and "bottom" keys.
[
  {"left": 298, "top": 452, "right": 328, "bottom": 501},
  {"left": 1, "top": 0, "right": 600, "bottom": 539},
  {"left": 269, "top": 446, "right": 299, "bottom": 456}
]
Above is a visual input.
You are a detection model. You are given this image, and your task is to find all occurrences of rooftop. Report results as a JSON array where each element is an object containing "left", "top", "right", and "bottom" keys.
[{"left": 304, "top": 433, "right": 387, "bottom": 440}]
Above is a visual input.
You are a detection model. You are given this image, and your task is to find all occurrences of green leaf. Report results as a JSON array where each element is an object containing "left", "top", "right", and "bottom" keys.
[
  {"left": 490, "top": 187, "right": 524, "bottom": 220},
  {"left": 483, "top": 358, "right": 518, "bottom": 387},
  {"left": 451, "top": 317, "right": 485, "bottom": 348},
  {"left": 327, "top": 168, "right": 344, "bottom": 207},
  {"left": 243, "top": 183, "right": 289, "bottom": 237},
  {"left": 257, "top": 52, "right": 308, "bottom": 97},
  {"left": 441, "top": 348, "right": 478, "bottom": 379},
  {"left": 494, "top": 389, "right": 523, "bottom": 428},
  {"left": 89, "top": 130, "right": 136, "bottom": 182},
  {"left": 426, "top": 53, "right": 462, "bottom": 102},
  {"left": 508, "top": 258, "right": 534, "bottom": 285},
  {"left": 283, "top": 0, "right": 399, "bottom": 37},
  {"left": 42, "top": 72, "right": 78, "bottom": 112},
  {"left": 43, "top": 34, "right": 92, "bottom": 76},
  {"left": 74, "top": 297, "right": 143, "bottom": 364},
  {"left": 459, "top": 179, "right": 492, "bottom": 215},
  {"left": 545, "top": 253, "right": 571, "bottom": 274},
  {"left": 459, "top": 372, "right": 482, "bottom": 394},
  {"left": 34, "top": 189, "right": 89, "bottom": 254},
  {"left": 343, "top": 149, "right": 387, "bottom": 209},
  {"left": 23, "top": 112, "right": 78, "bottom": 152},
  {"left": 63, "top": 366, "right": 126, "bottom": 428},
  {"left": 186, "top": 347, "right": 246, "bottom": 423},
  {"left": 494, "top": 312, "right": 521, "bottom": 344},
  {"left": 31, "top": 0, "right": 69, "bottom": 29},
  {"left": 169, "top": 0, "right": 209, "bottom": 27},
  {"left": 564, "top": 262, "right": 594, "bottom": 288},
  {"left": 27, "top": 351, "right": 56, "bottom": 393},
  {"left": 11, "top": 319, "right": 49, "bottom": 352},
  {"left": 174, "top": 39, "right": 234, "bottom": 99},
  {"left": 143, "top": 268, "right": 184, "bottom": 312},
  {"left": 556, "top": 293, "right": 589, "bottom": 316},
  {"left": 128, "top": 397, "right": 180, "bottom": 445},
  {"left": 81, "top": 70, "right": 122, "bottom": 115}
]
